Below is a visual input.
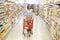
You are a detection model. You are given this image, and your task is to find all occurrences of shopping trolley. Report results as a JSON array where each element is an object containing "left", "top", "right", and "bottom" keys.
[{"left": 23, "top": 15, "right": 33, "bottom": 37}]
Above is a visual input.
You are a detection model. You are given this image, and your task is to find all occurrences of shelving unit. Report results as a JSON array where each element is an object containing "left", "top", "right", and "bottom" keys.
[
  {"left": 0, "top": 0, "right": 17, "bottom": 39},
  {"left": 43, "top": 3, "right": 60, "bottom": 40}
]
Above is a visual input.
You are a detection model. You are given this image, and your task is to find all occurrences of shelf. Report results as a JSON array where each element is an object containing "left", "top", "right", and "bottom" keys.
[
  {"left": 52, "top": 17, "right": 60, "bottom": 25},
  {"left": 0, "top": 0, "right": 13, "bottom": 39},
  {"left": 1, "top": 27, "right": 11, "bottom": 38}
]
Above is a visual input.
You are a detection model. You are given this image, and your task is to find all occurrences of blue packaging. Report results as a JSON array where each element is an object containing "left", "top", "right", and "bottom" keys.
[{"left": 0, "top": 25, "right": 2, "bottom": 32}]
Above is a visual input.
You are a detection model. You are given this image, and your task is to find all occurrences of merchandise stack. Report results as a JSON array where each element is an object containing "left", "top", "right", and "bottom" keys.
[
  {"left": 5, "top": 1, "right": 17, "bottom": 25},
  {"left": 43, "top": 3, "right": 60, "bottom": 40},
  {"left": 43, "top": 4, "right": 52, "bottom": 30},
  {"left": 0, "top": 0, "right": 5, "bottom": 39},
  {"left": 0, "top": 1, "right": 17, "bottom": 39},
  {"left": 50, "top": 4, "right": 60, "bottom": 40}
]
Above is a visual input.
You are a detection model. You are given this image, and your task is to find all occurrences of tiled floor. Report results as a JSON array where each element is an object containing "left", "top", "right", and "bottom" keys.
[{"left": 5, "top": 15, "right": 52, "bottom": 40}]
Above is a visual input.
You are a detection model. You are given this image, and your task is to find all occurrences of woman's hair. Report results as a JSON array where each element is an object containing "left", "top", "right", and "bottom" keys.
[{"left": 27, "top": 4, "right": 31, "bottom": 9}]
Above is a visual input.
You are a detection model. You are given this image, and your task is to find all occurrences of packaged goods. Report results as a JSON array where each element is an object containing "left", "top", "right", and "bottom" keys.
[{"left": 0, "top": 25, "right": 2, "bottom": 32}]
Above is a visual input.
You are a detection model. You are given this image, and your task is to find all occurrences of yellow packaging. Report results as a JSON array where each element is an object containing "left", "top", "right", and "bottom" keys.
[
  {"left": 12, "top": 12, "right": 15, "bottom": 17},
  {"left": 52, "top": 7, "right": 57, "bottom": 17},
  {"left": 2, "top": 23, "right": 7, "bottom": 29},
  {"left": 50, "top": 20, "right": 55, "bottom": 26},
  {"left": 0, "top": 33, "right": 2, "bottom": 40},
  {"left": 44, "top": 8, "right": 48, "bottom": 18},
  {"left": 5, "top": 7, "right": 8, "bottom": 11}
]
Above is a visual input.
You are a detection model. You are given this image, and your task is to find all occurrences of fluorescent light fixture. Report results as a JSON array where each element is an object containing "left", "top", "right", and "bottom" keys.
[{"left": 15, "top": 0, "right": 39, "bottom": 4}]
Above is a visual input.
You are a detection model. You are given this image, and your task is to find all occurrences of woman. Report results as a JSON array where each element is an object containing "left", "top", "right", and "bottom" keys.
[
  {"left": 25, "top": 4, "right": 33, "bottom": 16},
  {"left": 23, "top": 4, "right": 33, "bottom": 37}
]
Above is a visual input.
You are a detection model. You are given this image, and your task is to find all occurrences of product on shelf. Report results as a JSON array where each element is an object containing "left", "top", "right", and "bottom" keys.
[
  {"left": 44, "top": 5, "right": 48, "bottom": 19},
  {"left": 0, "top": 25, "right": 2, "bottom": 32},
  {"left": 57, "top": 11, "right": 60, "bottom": 18},
  {"left": 0, "top": 32, "right": 2, "bottom": 40},
  {"left": 0, "top": 1, "right": 17, "bottom": 38},
  {"left": 0, "top": 0, "right": 5, "bottom": 35},
  {"left": 33, "top": 4, "right": 39, "bottom": 16},
  {"left": 43, "top": 3, "right": 60, "bottom": 40}
]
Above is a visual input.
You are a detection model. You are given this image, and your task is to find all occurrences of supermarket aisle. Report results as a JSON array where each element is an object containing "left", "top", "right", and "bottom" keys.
[
  {"left": 33, "top": 16, "right": 51, "bottom": 40},
  {"left": 5, "top": 15, "right": 52, "bottom": 40}
]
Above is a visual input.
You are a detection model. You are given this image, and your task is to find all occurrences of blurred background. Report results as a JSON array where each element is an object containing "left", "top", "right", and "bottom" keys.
[{"left": 0, "top": 0, "right": 60, "bottom": 40}]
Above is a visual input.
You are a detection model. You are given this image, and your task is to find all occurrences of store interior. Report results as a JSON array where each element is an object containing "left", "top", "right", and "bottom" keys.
[{"left": 0, "top": 0, "right": 60, "bottom": 40}]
